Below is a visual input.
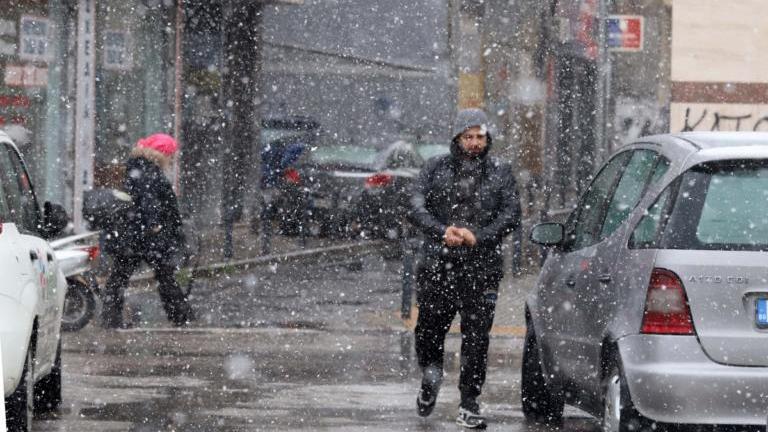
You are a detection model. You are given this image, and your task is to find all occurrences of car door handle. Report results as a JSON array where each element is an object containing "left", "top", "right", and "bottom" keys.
[
  {"left": 598, "top": 274, "right": 612, "bottom": 284},
  {"left": 29, "top": 251, "right": 38, "bottom": 261},
  {"left": 565, "top": 279, "right": 576, "bottom": 288}
]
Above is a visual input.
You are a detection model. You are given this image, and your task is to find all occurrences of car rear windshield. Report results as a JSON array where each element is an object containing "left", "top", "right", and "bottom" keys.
[
  {"left": 309, "top": 145, "right": 378, "bottom": 167},
  {"left": 660, "top": 160, "right": 768, "bottom": 251}
]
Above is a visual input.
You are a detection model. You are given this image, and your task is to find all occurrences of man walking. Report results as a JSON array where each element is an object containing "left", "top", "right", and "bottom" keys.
[{"left": 409, "top": 108, "right": 521, "bottom": 428}]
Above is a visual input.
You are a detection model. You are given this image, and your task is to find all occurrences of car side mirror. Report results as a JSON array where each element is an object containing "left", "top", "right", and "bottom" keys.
[
  {"left": 41, "top": 202, "right": 68, "bottom": 239},
  {"left": 530, "top": 222, "right": 564, "bottom": 247}
]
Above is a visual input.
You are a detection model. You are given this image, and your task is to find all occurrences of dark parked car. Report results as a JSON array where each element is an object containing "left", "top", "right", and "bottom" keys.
[
  {"left": 351, "top": 140, "right": 449, "bottom": 242},
  {"left": 256, "top": 117, "right": 321, "bottom": 237},
  {"left": 276, "top": 141, "right": 397, "bottom": 239},
  {"left": 258, "top": 122, "right": 449, "bottom": 242}
]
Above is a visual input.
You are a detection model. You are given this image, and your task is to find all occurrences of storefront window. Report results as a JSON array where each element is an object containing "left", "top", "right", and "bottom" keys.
[
  {"left": 0, "top": 3, "right": 53, "bottom": 195},
  {"left": 94, "top": 2, "right": 177, "bottom": 188}
]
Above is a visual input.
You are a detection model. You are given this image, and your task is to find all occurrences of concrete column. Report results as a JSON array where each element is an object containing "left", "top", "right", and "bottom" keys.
[
  {"left": 221, "top": 0, "right": 262, "bottom": 226},
  {"left": 43, "top": 0, "right": 73, "bottom": 207}
]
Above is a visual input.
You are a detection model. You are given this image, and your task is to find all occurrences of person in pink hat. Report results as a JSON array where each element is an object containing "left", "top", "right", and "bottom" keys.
[{"left": 101, "top": 133, "right": 195, "bottom": 328}]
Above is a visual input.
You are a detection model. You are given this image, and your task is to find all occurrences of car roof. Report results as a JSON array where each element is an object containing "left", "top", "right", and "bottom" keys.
[
  {"left": 670, "top": 131, "right": 768, "bottom": 150},
  {"left": 626, "top": 132, "right": 768, "bottom": 172}
]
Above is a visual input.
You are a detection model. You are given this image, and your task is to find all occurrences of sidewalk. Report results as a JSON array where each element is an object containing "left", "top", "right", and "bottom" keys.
[
  {"left": 128, "top": 221, "right": 383, "bottom": 283},
  {"left": 126, "top": 221, "right": 538, "bottom": 336},
  {"left": 187, "top": 222, "right": 539, "bottom": 336}
]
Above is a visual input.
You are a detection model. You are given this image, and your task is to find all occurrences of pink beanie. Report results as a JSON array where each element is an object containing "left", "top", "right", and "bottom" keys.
[{"left": 136, "top": 133, "right": 178, "bottom": 156}]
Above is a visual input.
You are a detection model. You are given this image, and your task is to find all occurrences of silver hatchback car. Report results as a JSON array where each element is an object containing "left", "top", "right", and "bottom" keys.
[{"left": 524, "top": 132, "right": 768, "bottom": 431}]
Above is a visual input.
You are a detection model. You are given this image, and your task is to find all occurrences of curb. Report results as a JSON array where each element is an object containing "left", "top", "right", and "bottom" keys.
[{"left": 129, "top": 240, "right": 386, "bottom": 284}]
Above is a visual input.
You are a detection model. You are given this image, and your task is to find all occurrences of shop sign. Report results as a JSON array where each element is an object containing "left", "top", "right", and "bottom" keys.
[
  {"left": 0, "top": 40, "right": 16, "bottom": 56},
  {"left": 0, "top": 115, "right": 27, "bottom": 126},
  {"left": 554, "top": 0, "right": 599, "bottom": 60},
  {"left": 103, "top": 30, "right": 132, "bottom": 70},
  {"left": 4, "top": 64, "right": 48, "bottom": 87},
  {"left": 0, "top": 95, "right": 30, "bottom": 108},
  {"left": 0, "top": 19, "right": 16, "bottom": 37},
  {"left": 0, "top": 94, "right": 30, "bottom": 126},
  {"left": 19, "top": 15, "right": 51, "bottom": 62},
  {"left": 607, "top": 15, "right": 644, "bottom": 52}
]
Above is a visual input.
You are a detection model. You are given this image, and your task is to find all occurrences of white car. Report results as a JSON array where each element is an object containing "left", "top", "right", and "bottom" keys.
[{"left": 0, "top": 131, "right": 69, "bottom": 431}]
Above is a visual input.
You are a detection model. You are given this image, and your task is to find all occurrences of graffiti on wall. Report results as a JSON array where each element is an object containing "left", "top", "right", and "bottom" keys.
[
  {"left": 612, "top": 97, "right": 667, "bottom": 147},
  {"left": 671, "top": 103, "right": 768, "bottom": 132}
]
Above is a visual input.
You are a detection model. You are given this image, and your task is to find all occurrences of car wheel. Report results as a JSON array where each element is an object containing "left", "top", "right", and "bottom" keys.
[
  {"left": 6, "top": 344, "right": 34, "bottom": 432},
  {"left": 62, "top": 279, "right": 96, "bottom": 332},
  {"left": 601, "top": 362, "right": 654, "bottom": 432},
  {"left": 34, "top": 337, "right": 62, "bottom": 413},
  {"left": 521, "top": 325, "right": 563, "bottom": 424}
]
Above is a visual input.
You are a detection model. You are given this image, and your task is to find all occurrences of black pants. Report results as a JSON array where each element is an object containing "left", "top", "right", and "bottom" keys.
[
  {"left": 102, "top": 253, "right": 193, "bottom": 327},
  {"left": 415, "top": 267, "right": 498, "bottom": 402}
]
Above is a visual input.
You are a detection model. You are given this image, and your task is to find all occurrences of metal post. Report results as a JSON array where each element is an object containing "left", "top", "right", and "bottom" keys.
[
  {"left": 595, "top": 0, "right": 610, "bottom": 157},
  {"left": 400, "top": 235, "right": 414, "bottom": 319},
  {"left": 511, "top": 226, "right": 523, "bottom": 276},
  {"left": 223, "top": 219, "right": 234, "bottom": 259},
  {"left": 259, "top": 195, "right": 273, "bottom": 255},
  {"left": 73, "top": 0, "right": 97, "bottom": 232},
  {"left": 173, "top": 0, "right": 184, "bottom": 194}
]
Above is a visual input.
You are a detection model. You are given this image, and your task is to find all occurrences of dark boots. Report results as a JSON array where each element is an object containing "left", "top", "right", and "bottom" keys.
[{"left": 416, "top": 365, "right": 443, "bottom": 417}]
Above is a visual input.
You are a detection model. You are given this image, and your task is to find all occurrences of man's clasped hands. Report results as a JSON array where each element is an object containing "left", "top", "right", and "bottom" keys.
[{"left": 443, "top": 225, "right": 477, "bottom": 248}]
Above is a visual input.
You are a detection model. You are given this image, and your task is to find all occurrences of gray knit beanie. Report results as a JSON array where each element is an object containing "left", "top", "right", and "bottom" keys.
[{"left": 452, "top": 108, "right": 490, "bottom": 139}]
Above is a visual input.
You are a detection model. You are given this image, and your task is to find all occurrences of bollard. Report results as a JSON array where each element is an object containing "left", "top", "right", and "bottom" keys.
[
  {"left": 259, "top": 199, "right": 273, "bottom": 255},
  {"left": 400, "top": 236, "right": 415, "bottom": 320},
  {"left": 223, "top": 217, "right": 234, "bottom": 259},
  {"left": 297, "top": 196, "right": 309, "bottom": 249},
  {"left": 511, "top": 227, "right": 523, "bottom": 276}
]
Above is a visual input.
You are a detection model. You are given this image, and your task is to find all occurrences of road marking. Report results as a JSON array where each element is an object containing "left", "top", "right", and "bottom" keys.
[{"left": 400, "top": 307, "right": 525, "bottom": 337}]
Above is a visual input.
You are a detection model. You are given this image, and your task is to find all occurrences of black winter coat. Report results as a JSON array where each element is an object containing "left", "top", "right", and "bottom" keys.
[
  {"left": 409, "top": 138, "right": 521, "bottom": 286},
  {"left": 106, "top": 153, "right": 185, "bottom": 264}
]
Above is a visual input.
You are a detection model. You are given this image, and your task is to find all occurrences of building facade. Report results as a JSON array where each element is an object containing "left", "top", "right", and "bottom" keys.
[
  {"left": 0, "top": 0, "right": 181, "bottom": 229},
  {"left": 670, "top": 0, "right": 768, "bottom": 133}
]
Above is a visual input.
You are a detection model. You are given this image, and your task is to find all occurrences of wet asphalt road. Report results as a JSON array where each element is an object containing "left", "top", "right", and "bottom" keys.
[{"left": 35, "top": 251, "right": 602, "bottom": 431}]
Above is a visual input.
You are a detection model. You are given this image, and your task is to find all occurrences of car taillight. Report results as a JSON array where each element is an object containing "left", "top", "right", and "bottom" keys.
[
  {"left": 284, "top": 168, "right": 301, "bottom": 185},
  {"left": 641, "top": 268, "right": 695, "bottom": 335},
  {"left": 365, "top": 173, "right": 392, "bottom": 189},
  {"left": 75, "top": 245, "right": 100, "bottom": 261},
  {"left": 85, "top": 245, "right": 100, "bottom": 261}
]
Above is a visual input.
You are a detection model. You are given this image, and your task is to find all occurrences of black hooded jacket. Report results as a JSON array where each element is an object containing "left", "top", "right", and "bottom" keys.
[
  {"left": 409, "top": 134, "right": 521, "bottom": 284},
  {"left": 105, "top": 147, "right": 184, "bottom": 262}
]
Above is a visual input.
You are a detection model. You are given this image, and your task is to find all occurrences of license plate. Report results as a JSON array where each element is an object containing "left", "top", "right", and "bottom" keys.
[{"left": 756, "top": 298, "right": 768, "bottom": 328}]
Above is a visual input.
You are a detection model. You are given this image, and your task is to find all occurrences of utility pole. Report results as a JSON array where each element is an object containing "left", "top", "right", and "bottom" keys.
[
  {"left": 456, "top": 0, "right": 484, "bottom": 109},
  {"left": 221, "top": 0, "right": 263, "bottom": 258},
  {"left": 73, "top": 0, "right": 96, "bottom": 232},
  {"left": 595, "top": 0, "right": 610, "bottom": 158},
  {"left": 173, "top": 0, "right": 184, "bottom": 193}
]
